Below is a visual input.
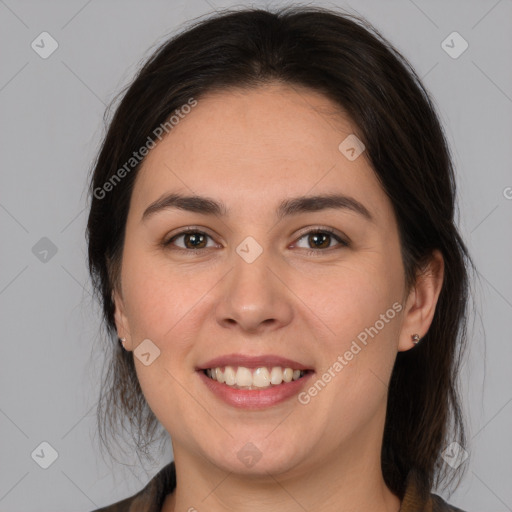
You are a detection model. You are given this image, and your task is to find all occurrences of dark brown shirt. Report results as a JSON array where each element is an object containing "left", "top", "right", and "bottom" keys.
[{"left": 91, "top": 461, "right": 466, "bottom": 512}]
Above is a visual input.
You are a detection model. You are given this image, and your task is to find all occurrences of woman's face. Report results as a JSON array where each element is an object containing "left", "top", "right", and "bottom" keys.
[{"left": 114, "top": 84, "right": 418, "bottom": 477}]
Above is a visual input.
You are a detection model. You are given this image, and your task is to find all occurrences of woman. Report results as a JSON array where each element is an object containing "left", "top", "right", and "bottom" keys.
[{"left": 87, "top": 6, "right": 473, "bottom": 511}]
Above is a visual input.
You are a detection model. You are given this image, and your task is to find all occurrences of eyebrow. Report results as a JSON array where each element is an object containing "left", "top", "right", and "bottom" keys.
[{"left": 141, "top": 192, "right": 373, "bottom": 223}]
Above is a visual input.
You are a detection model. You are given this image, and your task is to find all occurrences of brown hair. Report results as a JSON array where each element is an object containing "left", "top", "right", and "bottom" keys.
[{"left": 86, "top": 5, "right": 474, "bottom": 500}]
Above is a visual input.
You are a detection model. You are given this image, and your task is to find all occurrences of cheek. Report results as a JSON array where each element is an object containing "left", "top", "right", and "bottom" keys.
[
  {"left": 120, "top": 246, "right": 210, "bottom": 342},
  {"left": 305, "top": 256, "right": 403, "bottom": 340},
  {"left": 303, "top": 255, "right": 403, "bottom": 399},
  {"left": 120, "top": 252, "right": 211, "bottom": 437}
]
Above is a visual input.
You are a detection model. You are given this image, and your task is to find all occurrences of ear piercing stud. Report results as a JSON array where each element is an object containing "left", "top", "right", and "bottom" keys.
[{"left": 411, "top": 334, "right": 420, "bottom": 345}]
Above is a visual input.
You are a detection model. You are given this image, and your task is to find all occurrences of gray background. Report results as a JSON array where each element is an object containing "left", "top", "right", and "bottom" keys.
[{"left": 1, "top": 0, "right": 511, "bottom": 510}]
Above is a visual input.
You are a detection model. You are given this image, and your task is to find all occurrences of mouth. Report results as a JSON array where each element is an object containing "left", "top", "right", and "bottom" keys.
[
  {"left": 201, "top": 366, "right": 311, "bottom": 390},
  {"left": 196, "top": 354, "right": 314, "bottom": 409}
]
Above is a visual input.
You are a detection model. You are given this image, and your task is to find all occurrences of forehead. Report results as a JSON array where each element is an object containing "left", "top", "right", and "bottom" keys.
[
  {"left": 129, "top": 84, "right": 388, "bottom": 221},
  {"left": 155, "top": 83, "right": 356, "bottom": 162}
]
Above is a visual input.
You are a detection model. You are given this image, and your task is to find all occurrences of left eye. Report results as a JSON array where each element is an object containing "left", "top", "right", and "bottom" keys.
[
  {"left": 163, "top": 228, "right": 348, "bottom": 252},
  {"left": 294, "top": 229, "right": 348, "bottom": 251}
]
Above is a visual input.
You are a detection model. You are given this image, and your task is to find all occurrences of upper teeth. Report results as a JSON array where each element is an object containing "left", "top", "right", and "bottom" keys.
[{"left": 205, "top": 366, "right": 305, "bottom": 389}]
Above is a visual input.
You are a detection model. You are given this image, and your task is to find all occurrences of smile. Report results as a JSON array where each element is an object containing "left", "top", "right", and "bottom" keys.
[{"left": 203, "top": 365, "right": 308, "bottom": 389}]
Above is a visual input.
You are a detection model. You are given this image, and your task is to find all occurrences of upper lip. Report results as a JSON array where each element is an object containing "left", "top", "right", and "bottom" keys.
[{"left": 197, "top": 353, "right": 313, "bottom": 371}]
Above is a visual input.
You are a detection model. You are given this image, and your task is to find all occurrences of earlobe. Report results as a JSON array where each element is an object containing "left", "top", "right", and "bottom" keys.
[
  {"left": 397, "top": 250, "right": 444, "bottom": 352},
  {"left": 112, "top": 288, "right": 132, "bottom": 350}
]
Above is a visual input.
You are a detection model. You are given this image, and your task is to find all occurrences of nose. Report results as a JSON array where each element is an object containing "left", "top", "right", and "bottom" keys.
[{"left": 215, "top": 247, "right": 294, "bottom": 334}]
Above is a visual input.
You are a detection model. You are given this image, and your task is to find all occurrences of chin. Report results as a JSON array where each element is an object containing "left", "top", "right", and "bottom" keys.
[{"left": 201, "top": 436, "right": 311, "bottom": 478}]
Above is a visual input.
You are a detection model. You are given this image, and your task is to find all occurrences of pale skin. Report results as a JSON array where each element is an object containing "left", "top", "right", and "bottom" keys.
[{"left": 113, "top": 83, "right": 444, "bottom": 512}]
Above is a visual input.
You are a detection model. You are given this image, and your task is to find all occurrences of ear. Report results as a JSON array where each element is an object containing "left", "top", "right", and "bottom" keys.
[
  {"left": 112, "top": 287, "right": 132, "bottom": 351},
  {"left": 398, "top": 249, "right": 444, "bottom": 352}
]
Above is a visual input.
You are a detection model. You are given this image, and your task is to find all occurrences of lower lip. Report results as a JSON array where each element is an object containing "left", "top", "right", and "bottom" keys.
[{"left": 198, "top": 370, "right": 314, "bottom": 409}]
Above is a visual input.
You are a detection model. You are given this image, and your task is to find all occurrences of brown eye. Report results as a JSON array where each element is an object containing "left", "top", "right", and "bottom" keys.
[
  {"left": 308, "top": 232, "right": 331, "bottom": 249},
  {"left": 294, "top": 229, "right": 348, "bottom": 252},
  {"left": 164, "top": 230, "right": 215, "bottom": 250},
  {"left": 182, "top": 232, "right": 208, "bottom": 249}
]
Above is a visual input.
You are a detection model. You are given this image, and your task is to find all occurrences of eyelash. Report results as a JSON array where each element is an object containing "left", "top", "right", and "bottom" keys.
[{"left": 162, "top": 226, "right": 349, "bottom": 256}]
